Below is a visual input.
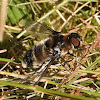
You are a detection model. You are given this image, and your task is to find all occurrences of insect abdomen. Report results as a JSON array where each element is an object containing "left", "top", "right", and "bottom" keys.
[
  {"left": 22, "top": 39, "right": 51, "bottom": 68},
  {"left": 33, "top": 42, "right": 49, "bottom": 62},
  {"left": 22, "top": 48, "right": 34, "bottom": 68}
]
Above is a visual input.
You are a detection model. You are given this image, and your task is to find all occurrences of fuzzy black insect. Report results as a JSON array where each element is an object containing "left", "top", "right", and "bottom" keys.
[{"left": 22, "top": 21, "right": 82, "bottom": 85}]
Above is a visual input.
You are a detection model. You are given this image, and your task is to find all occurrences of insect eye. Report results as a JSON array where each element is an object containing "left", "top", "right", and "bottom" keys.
[{"left": 71, "top": 38, "right": 80, "bottom": 48}]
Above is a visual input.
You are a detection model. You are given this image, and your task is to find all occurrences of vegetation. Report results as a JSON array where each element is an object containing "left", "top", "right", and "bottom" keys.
[{"left": 0, "top": 0, "right": 100, "bottom": 100}]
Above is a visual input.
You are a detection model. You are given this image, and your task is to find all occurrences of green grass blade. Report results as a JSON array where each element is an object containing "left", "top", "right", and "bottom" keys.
[
  {"left": 0, "top": 80, "right": 97, "bottom": 100},
  {"left": 0, "top": 58, "right": 14, "bottom": 63}
]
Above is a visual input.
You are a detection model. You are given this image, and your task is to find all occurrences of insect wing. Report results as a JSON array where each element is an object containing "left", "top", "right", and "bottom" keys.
[{"left": 25, "top": 21, "right": 56, "bottom": 39}]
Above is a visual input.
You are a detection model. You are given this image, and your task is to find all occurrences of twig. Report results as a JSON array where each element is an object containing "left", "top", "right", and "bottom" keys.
[{"left": 0, "top": 0, "right": 8, "bottom": 41}]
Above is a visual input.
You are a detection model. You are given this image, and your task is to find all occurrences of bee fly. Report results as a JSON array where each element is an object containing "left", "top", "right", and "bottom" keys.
[{"left": 22, "top": 21, "right": 82, "bottom": 84}]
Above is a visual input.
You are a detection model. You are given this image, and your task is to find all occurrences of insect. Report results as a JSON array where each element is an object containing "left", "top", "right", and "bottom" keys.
[{"left": 22, "top": 21, "right": 82, "bottom": 84}]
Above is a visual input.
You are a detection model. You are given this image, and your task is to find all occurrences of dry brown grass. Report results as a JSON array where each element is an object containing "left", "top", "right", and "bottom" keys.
[{"left": 0, "top": 0, "right": 100, "bottom": 100}]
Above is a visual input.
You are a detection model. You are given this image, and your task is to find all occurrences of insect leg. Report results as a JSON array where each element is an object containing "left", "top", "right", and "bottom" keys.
[
  {"left": 64, "top": 52, "right": 86, "bottom": 67},
  {"left": 37, "top": 58, "right": 51, "bottom": 73},
  {"left": 33, "top": 53, "right": 61, "bottom": 85}
]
